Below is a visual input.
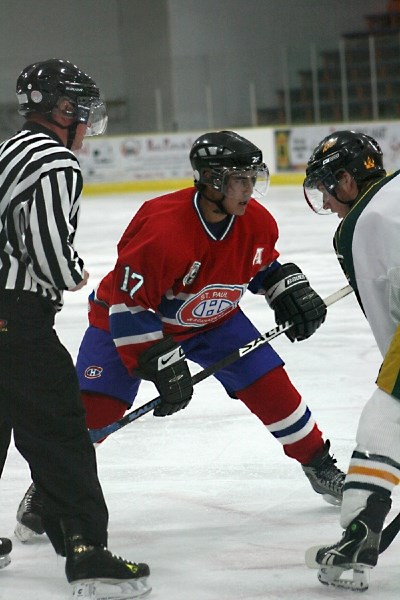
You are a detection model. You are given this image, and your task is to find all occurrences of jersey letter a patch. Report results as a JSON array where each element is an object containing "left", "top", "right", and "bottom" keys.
[{"left": 253, "top": 248, "right": 264, "bottom": 265}]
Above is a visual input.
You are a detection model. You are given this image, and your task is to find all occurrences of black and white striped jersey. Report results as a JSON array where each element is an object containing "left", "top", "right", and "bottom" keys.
[{"left": 0, "top": 122, "right": 85, "bottom": 311}]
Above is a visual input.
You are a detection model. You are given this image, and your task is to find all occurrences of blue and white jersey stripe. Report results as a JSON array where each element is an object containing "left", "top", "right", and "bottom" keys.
[{"left": 110, "top": 303, "right": 163, "bottom": 347}]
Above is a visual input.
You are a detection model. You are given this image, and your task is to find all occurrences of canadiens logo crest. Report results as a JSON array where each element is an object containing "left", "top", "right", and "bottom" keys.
[
  {"left": 84, "top": 366, "right": 103, "bottom": 379},
  {"left": 177, "top": 284, "right": 245, "bottom": 327}
]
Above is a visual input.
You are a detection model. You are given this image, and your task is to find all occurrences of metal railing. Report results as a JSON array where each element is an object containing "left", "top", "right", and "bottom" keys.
[{"left": 1, "top": 30, "right": 400, "bottom": 139}]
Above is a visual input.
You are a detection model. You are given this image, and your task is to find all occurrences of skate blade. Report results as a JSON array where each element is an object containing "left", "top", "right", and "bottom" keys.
[
  {"left": 0, "top": 554, "right": 11, "bottom": 569},
  {"left": 318, "top": 564, "right": 371, "bottom": 592},
  {"left": 14, "top": 522, "right": 43, "bottom": 543},
  {"left": 305, "top": 545, "right": 372, "bottom": 591},
  {"left": 322, "top": 493, "right": 342, "bottom": 507},
  {"left": 71, "top": 577, "right": 152, "bottom": 600}
]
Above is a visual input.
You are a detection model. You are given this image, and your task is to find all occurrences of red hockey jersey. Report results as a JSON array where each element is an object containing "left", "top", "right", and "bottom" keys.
[{"left": 88, "top": 187, "right": 280, "bottom": 373}]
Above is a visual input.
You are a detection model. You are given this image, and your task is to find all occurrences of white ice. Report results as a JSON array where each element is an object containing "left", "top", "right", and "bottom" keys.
[{"left": 1, "top": 187, "right": 398, "bottom": 600}]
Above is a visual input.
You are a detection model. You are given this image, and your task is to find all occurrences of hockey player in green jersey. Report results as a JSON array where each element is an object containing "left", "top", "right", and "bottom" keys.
[{"left": 303, "top": 130, "right": 400, "bottom": 591}]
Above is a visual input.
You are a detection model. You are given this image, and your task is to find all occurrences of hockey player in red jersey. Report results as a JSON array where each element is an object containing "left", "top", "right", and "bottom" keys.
[{"left": 16, "top": 131, "right": 344, "bottom": 541}]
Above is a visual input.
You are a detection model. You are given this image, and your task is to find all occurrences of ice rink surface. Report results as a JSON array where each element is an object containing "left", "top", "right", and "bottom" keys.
[{"left": 1, "top": 186, "right": 398, "bottom": 599}]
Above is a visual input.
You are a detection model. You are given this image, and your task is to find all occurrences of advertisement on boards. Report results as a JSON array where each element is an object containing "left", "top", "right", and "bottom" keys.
[{"left": 274, "top": 123, "right": 400, "bottom": 175}]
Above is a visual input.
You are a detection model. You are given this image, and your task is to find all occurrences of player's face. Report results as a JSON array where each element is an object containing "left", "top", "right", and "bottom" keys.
[
  {"left": 222, "top": 172, "right": 255, "bottom": 215},
  {"left": 51, "top": 99, "right": 88, "bottom": 150},
  {"left": 304, "top": 169, "right": 357, "bottom": 218},
  {"left": 321, "top": 174, "right": 357, "bottom": 218},
  {"left": 321, "top": 189, "right": 351, "bottom": 219}
]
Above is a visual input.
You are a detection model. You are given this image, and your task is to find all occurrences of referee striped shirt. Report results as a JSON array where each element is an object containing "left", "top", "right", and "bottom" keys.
[{"left": 0, "top": 122, "right": 85, "bottom": 311}]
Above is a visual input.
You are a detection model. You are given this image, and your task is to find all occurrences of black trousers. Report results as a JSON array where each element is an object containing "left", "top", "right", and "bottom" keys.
[
  {"left": 0, "top": 291, "right": 108, "bottom": 553},
  {"left": 0, "top": 418, "right": 11, "bottom": 477}
]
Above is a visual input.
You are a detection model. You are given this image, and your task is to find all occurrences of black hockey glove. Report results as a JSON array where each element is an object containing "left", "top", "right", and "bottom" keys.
[
  {"left": 264, "top": 263, "right": 327, "bottom": 342},
  {"left": 136, "top": 336, "right": 193, "bottom": 417}
]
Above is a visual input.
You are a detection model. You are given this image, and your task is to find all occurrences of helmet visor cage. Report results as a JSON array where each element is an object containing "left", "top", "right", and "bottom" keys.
[
  {"left": 303, "top": 166, "right": 340, "bottom": 215},
  {"left": 76, "top": 97, "right": 108, "bottom": 136},
  {"left": 55, "top": 95, "right": 107, "bottom": 136},
  {"left": 219, "top": 164, "right": 270, "bottom": 198}
]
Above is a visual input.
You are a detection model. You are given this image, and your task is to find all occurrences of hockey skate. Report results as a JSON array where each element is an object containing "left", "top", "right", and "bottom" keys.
[
  {"left": 66, "top": 536, "right": 151, "bottom": 600},
  {"left": 0, "top": 537, "right": 12, "bottom": 569},
  {"left": 15, "top": 483, "right": 45, "bottom": 542},
  {"left": 302, "top": 440, "right": 344, "bottom": 505},
  {"left": 305, "top": 493, "right": 392, "bottom": 591}
]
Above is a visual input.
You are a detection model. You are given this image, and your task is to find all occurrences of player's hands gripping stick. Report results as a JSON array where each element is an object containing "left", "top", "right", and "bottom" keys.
[
  {"left": 136, "top": 336, "right": 193, "bottom": 416},
  {"left": 264, "top": 263, "right": 327, "bottom": 341}
]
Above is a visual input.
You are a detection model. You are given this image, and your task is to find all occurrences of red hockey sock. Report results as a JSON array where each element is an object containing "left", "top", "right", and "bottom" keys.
[
  {"left": 81, "top": 392, "right": 127, "bottom": 443},
  {"left": 236, "top": 366, "right": 324, "bottom": 464}
]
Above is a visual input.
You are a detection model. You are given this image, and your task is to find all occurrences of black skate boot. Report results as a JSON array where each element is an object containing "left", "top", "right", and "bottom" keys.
[
  {"left": 65, "top": 535, "right": 151, "bottom": 600},
  {"left": 0, "top": 537, "right": 12, "bottom": 569},
  {"left": 15, "top": 483, "right": 45, "bottom": 542},
  {"left": 302, "top": 440, "right": 345, "bottom": 505},
  {"left": 305, "top": 493, "right": 392, "bottom": 591}
]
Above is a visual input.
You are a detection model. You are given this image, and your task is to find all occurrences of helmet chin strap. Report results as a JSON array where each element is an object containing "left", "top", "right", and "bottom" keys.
[
  {"left": 327, "top": 182, "right": 356, "bottom": 209},
  {"left": 66, "top": 122, "right": 78, "bottom": 150},
  {"left": 45, "top": 114, "right": 78, "bottom": 149},
  {"left": 336, "top": 197, "right": 356, "bottom": 208},
  {"left": 200, "top": 189, "right": 229, "bottom": 215},
  {"left": 331, "top": 189, "right": 357, "bottom": 209}
]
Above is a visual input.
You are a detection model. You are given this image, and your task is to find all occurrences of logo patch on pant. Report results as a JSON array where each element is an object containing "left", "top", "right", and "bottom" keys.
[{"left": 84, "top": 366, "right": 103, "bottom": 379}]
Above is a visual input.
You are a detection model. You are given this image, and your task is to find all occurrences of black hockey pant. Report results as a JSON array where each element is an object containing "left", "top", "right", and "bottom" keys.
[
  {"left": 0, "top": 291, "right": 108, "bottom": 554},
  {"left": 0, "top": 417, "right": 11, "bottom": 477}
]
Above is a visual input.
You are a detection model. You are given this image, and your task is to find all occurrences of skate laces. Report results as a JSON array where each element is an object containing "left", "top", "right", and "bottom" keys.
[
  {"left": 22, "top": 484, "right": 42, "bottom": 513},
  {"left": 320, "top": 519, "right": 369, "bottom": 562},
  {"left": 71, "top": 541, "right": 142, "bottom": 571},
  {"left": 106, "top": 548, "right": 142, "bottom": 572},
  {"left": 313, "top": 452, "right": 345, "bottom": 492},
  {"left": 323, "top": 528, "right": 351, "bottom": 554}
]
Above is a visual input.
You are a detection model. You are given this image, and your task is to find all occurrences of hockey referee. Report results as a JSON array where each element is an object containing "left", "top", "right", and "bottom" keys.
[{"left": 0, "top": 59, "right": 151, "bottom": 599}]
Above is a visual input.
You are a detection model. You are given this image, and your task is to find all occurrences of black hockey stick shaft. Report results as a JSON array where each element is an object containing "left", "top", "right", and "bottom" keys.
[
  {"left": 379, "top": 511, "right": 400, "bottom": 554},
  {"left": 89, "top": 284, "right": 353, "bottom": 443}
]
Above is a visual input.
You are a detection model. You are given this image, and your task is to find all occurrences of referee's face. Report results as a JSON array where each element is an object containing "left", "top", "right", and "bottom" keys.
[
  {"left": 71, "top": 124, "right": 88, "bottom": 151},
  {"left": 52, "top": 99, "right": 87, "bottom": 151}
]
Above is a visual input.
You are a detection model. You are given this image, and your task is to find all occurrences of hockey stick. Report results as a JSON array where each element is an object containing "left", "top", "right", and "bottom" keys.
[
  {"left": 89, "top": 284, "right": 353, "bottom": 443},
  {"left": 379, "top": 511, "right": 400, "bottom": 554}
]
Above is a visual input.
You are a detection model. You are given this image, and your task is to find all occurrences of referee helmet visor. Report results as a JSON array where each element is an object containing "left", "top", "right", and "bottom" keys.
[{"left": 57, "top": 94, "right": 108, "bottom": 136}]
